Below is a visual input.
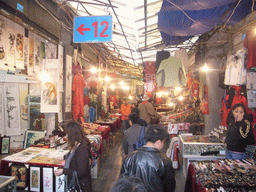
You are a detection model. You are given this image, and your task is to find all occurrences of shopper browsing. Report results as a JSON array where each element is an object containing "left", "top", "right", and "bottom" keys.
[
  {"left": 225, "top": 103, "right": 255, "bottom": 160},
  {"left": 54, "top": 121, "right": 92, "bottom": 192},
  {"left": 120, "top": 125, "right": 176, "bottom": 192}
]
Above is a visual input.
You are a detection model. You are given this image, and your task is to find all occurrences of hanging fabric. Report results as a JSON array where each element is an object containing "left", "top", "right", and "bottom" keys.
[
  {"left": 224, "top": 49, "right": 247, "bottom": 86},
  {"left": 72, "top": 72, "right": 86, "bottom": 121}
]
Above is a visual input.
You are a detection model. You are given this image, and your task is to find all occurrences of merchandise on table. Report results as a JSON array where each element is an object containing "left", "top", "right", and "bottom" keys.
[
  {"left": 2, "top": 147, "right": 68, "bottom": 165},
  {"left": 183, "top": 144, "right": 225, "bottom": 156},
  {"left": 191, "top": 159, "right": 256, "bottom": 190}
]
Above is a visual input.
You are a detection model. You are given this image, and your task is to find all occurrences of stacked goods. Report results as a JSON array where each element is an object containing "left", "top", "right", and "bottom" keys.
[{"left": 81, "top": 123, "right": 102, "bottom": 135}]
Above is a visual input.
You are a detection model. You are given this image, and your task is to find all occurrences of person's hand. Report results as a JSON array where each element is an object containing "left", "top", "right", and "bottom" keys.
[{"left": 54, "top": 168, "right": 63, "bottom": 176}]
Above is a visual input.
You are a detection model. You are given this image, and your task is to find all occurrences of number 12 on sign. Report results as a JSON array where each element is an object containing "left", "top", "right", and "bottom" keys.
[{"left": 73, "top": 15, "right": 112, "bottom": 43}]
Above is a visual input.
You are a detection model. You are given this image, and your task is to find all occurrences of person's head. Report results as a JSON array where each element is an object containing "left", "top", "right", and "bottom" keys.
[
  {"left": 110, "top": 176, "right": 148, "bottom": 192},
  {"left": 131, "top": 107, "right": 140, "bottom": 115},
  {"left": 227, "top": 103, "right": 247, "bottom": 124},
  {"left": 128, "top": 113, "right": 139, "bottom": 125},
  {"left": 145, "top": 125, "right": 167, "bottom": 150},
  {"left": 123, "top": 99, "right": 129, "bottom": 105},
  {"left": 63, "top": 120, "right": 91, "bottom": 148},
  {"left": 131, "top": 103, "right": 136, "bottom": 108}
]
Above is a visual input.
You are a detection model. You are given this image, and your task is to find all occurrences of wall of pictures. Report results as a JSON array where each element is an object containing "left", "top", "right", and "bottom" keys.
[{"left": 0, "top": 12, "right": 64, "bottom": 149}]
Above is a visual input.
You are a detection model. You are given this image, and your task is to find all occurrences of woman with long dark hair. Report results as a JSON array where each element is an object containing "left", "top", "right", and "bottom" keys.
[
  {"left": 225, "top": 103, "right": 255, "bottom": 160},
  {"left": 54, "top": 120, "right": 92, "bottom": 192}
]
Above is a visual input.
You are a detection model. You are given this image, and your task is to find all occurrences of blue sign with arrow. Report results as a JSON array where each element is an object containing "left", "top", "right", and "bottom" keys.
[{"left": 73, "top": 15, "right": 112, "bottom": 43}]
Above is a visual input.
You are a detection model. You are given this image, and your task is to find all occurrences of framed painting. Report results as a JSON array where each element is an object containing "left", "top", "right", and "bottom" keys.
[
  {"left": 24, "top": 130, "right": 46, "bottom": 148},
  {"left": 54, "top": 167, "right": 65, "bottom": 192},
  {"left": 43, "top": 167, "right": 53, "bottom": 192},
  {"left": 29, "top": 166, "right": 41, "bottom": 192},
  {"left": 10, "top": 164, "right": 28, "bottom": 189},
  {"left": 1, "top": 136, "right": 10, "bottom": 154}
]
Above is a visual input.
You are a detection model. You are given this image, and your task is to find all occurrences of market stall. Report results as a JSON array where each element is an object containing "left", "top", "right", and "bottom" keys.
[
  {"left": 179, "top": 135, "right": 226, "bottom": 176},
  {"left": 0, "top": 147, "right": 68, "bottom": 191}
]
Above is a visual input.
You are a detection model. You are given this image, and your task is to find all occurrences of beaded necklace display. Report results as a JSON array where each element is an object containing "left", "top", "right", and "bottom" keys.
[{"left": 239, "top": 120, "right": 250, "bottom": 138}]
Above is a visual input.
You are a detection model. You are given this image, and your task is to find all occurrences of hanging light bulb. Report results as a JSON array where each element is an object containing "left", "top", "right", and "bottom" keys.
[
  {"left": 202, "top": 63, "right": 210, "bottom": 72},
  {"left": 90, "top": 67, "right": 97, "bottom": 73},
  {"left": 39, "top": 71, "right": 51, "bottom": 83}
]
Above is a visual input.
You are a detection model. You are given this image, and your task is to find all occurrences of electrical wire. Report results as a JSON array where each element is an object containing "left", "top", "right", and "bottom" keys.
[
  {"left": 166, "top": 0, "right": 212, "bottom": 29},
  {"left": 221, "top": 0, "right": 241, "bottom": 29}
]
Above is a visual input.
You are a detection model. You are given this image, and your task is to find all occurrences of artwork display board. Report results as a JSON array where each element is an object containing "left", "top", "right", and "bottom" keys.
[
  {"left": 24, "top": 130, "right": 46, "bottom": 148},
  {"left": 3, "top": 83, "right": 21, "bottom": 136},
  {"left": 10, "top": 163, "right": 28, "bottom": 189},
  {"left": 43, "top": 167, "right": 54, "bottom": 192},
  {"left": 29, "top": 166, "right": 40, "bottom": 192},
  {"left": 28, "top": 95, "right": 45, "bottom": 130},
  {"left": 0, "top": 136, "right": 10, "bottom": 154}
]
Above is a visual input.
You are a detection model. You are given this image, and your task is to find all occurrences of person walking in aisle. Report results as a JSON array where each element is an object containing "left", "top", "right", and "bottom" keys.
[
  {"left": 120, "top": 125, "right": 176, "bottom": 192},
  {"left": 121, "top": 98, "right": 131, "bottom": 133},
  {"left": 54, "top": 121, "right": 92, "bottom": 192},
  {"left": 225, "top": 103, "right": 255, "bottom": 160},
  {"left": 123, "top": 113, "right": 148, "bottom": 156},
  {"left": 138, "top": 96, "right": 159, "bottom": 125}
]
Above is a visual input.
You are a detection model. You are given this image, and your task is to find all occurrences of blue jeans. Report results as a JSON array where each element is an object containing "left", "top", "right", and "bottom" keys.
[
  {"left": 122, "top": 120, "right": 128, "bottom": 133},
  {"left": 226, "top": 149, "right": 246, "bottom": 160}
]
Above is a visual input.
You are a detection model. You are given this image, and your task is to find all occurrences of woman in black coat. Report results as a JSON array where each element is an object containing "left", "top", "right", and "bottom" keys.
[{"left": 54, "top": 121, "right": 92, "bottom": 192}]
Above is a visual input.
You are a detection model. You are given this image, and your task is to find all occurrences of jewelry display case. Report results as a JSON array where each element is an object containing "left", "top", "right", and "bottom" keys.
[{"left": 179, "top": 135, "right": 226, "bottom": 177}]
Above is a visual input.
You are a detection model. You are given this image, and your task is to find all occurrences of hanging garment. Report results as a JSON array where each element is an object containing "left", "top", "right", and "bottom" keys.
[
  {"left": 109, "top": 95, "right": 117, "bottom": 107},
  {"left": 244, "top": 29, "right": 256, "bottom": 69},
  {"left": 89, "top": 93, "right": 97, "bottom": 103},
  {"left": 226, "top": 85, "right": 247, "bottom": 109},
  {"left": 89, "top": 107, "right": 96, "bottom": 123},
  {"left": 72, "top": 73, "right": 86, "bottom": 121},
  {"left": 224, "top": 49, "right": 247, "bottom": 85},
  {"left": 84, "top": 95, "right": 90, "bottom": 105},
  {"left": 246, "top": 72, "right": 256, "bottom": 89},
  {"left": 247, "top": 90, "right": 256, "bottom": 109}
]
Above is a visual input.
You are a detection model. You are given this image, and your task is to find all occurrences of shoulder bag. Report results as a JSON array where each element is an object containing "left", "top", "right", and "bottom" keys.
[{"left": 66, "top": 170, "right": 82, "bottom": 192}]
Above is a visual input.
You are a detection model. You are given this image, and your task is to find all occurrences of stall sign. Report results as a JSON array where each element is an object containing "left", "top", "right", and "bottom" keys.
[{"left": 73, "top": 16, "right": 112, "bottom": 43}]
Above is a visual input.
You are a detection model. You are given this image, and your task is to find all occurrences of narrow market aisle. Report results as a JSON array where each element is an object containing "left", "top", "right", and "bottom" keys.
[
  {"left": 92, "top": 136, "right": 186, "bottom": 192},
  {"left": 92, "top": 140, "right": 123, "bottom": 192}
]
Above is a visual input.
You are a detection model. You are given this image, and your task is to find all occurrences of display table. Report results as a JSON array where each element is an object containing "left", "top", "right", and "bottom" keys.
[
  {"left": 0, "top": 147, "right": 68, "bottom": 191},
  {"left": 185, "top": 159, "right": 256, "bottom": 192},
  {"left": 95, "top": 118, "right": 119, "bottom": 132},
  {"left": 179, "top": 135, "right": 226, "bottom": 177}
]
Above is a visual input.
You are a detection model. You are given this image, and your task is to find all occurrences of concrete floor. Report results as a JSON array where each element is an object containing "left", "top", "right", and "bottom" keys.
[{"left": 92, "top": 140, "right": 186, "bottom": 192}]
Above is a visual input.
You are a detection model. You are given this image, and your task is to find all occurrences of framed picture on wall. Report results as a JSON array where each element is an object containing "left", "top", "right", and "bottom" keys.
[
  {"left": 24, "top": 130, "right": 46, "bottom": 148},
  {"left": 10, "top": 164, "right": 28, "bottom": 189},
  {"left": 30, "top": 166, "right": 41, "bottom": 192},
  {"left": 1, "top": 136, "right": 10, "bottom": 154}
]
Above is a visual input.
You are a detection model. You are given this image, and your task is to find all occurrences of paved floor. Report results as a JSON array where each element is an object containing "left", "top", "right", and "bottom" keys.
[{"left": 92, "top": 140, "right": 186, "bottom": 192}]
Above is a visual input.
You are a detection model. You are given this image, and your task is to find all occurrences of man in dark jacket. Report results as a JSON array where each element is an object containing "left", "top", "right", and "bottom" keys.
[
  {"left": 123, "top": 113, "right": 147, "bottom": 155},
  {"left": 120, "top": 125, "right": 176, "bottom": 192}
]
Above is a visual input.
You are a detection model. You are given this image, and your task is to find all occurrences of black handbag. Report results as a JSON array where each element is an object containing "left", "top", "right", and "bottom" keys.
[{"left": 66, "top": 171, "right": 82, "bottom": 192}]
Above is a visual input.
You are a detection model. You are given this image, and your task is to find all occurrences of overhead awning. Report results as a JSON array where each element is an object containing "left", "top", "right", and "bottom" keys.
[{"left": 158, "top": 0, "right": 253, "bottom": 46}]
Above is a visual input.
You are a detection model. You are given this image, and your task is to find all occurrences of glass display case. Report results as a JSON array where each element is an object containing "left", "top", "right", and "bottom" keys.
[{"left": 178, "top": 134, "right": 226, "bottom": 177}]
